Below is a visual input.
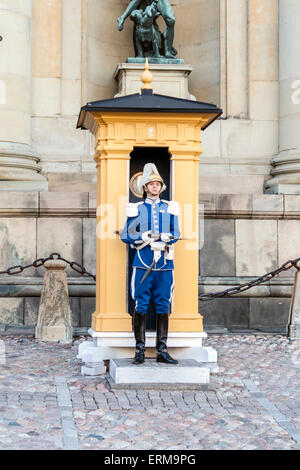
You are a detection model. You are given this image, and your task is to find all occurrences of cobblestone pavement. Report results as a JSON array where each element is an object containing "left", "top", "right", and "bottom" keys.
[{"left": 0, "top": 334, "right": 299, "bottom": 450}]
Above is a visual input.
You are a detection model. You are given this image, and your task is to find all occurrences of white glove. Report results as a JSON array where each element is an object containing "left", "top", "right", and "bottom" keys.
[
  {"left": 150, "top": 241, "right": 166, "bottom": 251},
  {"left": 141, "top": 230, "right": 152, "bottom": 242},
  {"left": 160, "top": 232, "right": 172, "bottom": 243}
]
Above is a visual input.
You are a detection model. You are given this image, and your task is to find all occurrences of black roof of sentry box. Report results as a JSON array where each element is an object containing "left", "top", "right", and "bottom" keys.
[{"left": 76, "top": 89, "right": 222, "bottom": 131}]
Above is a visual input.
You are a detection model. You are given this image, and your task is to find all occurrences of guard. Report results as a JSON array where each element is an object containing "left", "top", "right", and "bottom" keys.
[{"left": 121, "top": 163, "right": 180, "bottom": 365}]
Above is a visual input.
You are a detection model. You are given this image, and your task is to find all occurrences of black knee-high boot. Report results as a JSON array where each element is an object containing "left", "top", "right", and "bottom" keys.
[
  {"left": 156, "top": 314, "right": 178, "bottom": 364},
  {"left": 132, "top": 311, "right": 146, "bottom": 364}
]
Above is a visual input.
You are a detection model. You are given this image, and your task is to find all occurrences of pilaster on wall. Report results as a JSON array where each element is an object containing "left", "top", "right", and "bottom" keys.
[
  {"left": 31, "top": 0, "right": 91, "bottom": 177},
  {"left": 32, "top": 0, "right": 62, "bottom": 116},
  {"left": 248, "top": 0, "right": 279, "bottom": 123},
  {"left": 206, "top": 0, "right": 278, "bottom": 182},
  {"left": 223, "top": 0, "right": 248, "bottom": 119}
]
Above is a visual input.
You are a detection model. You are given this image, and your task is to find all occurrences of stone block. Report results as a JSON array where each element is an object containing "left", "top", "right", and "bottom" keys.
[
  {"left": 32, "top": 78, "right": 61, "bottom": 116},
  {"left": 221, "top": 119, "right": 278, "bottom": 158},
  {"left": 200, "top": 120, "right": 221, "bottom": 157},
  {"left": 31, "top": 116, "right": 86, "bottom": 158},
  {"left": 88, "top": 192, "right": 97, "bottom": 217},
  {"left": 249, "top": 23, "right": 278, "bottom": 81},
  {"left": 199, "top": 176, "right": 264, "bottom": 195},
  {"left": 181, "top": 44, "right": 220, "bottom": 104},
  {"left": 70, "top": 297, "right": 80, "bottom": 327},
  {"left": 249, "top": 298, "right": 290, "bottom": 330},
  {"left": 61, "top": 79, "right": 81, "bottom": 116},
  {"left": 278, "top": 220, "right": 300, "bottom": 277},
  {"left": 114, "top": 63, "right": 195, "bottom": 100},
  {"left": 0, "top": 192, "right": 38, "bottom": 216},
  {"left": 236, "top": 219, "right": 277, "bottom": 276},
  {"left": 200, "top": 219, "right": 235, "bottom": 276},
  {"left": 0, "top": 298, "right": 24, "bottom": 325},
  {"left": 109, "top": 358, "right": 210, "bottom": 385},
  {"left": 199, "top": 158, "right": 230, "bottom": 176},
  {"left": 80, "top": 298, "right": 95, "bottom": 327},
  {"left": 37, "top": 218, "right": 83, "bottom": 277},
  {"left": 252, "top": 194, "right": 283, "bottom": 217},
  {"left": 46, "top": 173, "right": 97, "bottom": 193},
  {"left": 249, "top": 0, "right": 278, "bottom": 24},
  {"left": 175, "top": 0, "right": 219, "bottom": 46},
  {"left": 83, "top": 219, "right": 97, "bottom": 274},
  {"left": 249, "top": 80, "right": 279, "bottom": 121},
  {"left": 198, "top": 194, "right": 216, "bottom": 214},
  {"left": 32, "top": 0, "right": 62, "bottom": 78},
  {"left": 200, "top": 298, "right": 249, "bottom": 329},
  {"left": 62, "top": 0, "right": 82, "bottom": 80},
  {"left": 284, "top": 195, "right": 300, "bottom": 216},
  {"left": 217, "top": 194, "right": 252, "bottom": 216},
  {"left": 0, "top": 218, "right": 37, "bottom": 276},
  {"left": 24, "top": 297, "right": 40, "bottom": 326},
  {"left": 39, "top": 192, "right": 88, "bottom": 216}
]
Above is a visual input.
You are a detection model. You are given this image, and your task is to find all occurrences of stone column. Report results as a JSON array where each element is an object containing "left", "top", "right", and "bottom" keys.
[
  {"left": 0, "top": 0, "right": 47, "bottom": 191},
  {"left": 265, "top": 0, "right": 300, "bottom": 194}
]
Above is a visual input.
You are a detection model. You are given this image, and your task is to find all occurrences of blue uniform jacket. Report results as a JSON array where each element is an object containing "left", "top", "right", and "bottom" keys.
[{"left": 120, "top": 197, "right": 181, "bottom": 270}]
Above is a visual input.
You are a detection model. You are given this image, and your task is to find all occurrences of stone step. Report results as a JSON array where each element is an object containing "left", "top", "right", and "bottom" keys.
[{"left": 107, "top": 358, "right": 211, "bottom": 391}]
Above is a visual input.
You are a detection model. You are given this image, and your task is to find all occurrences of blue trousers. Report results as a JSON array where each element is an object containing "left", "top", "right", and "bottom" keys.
[{"left": 130, "top": 268, "right": 175, "bottom": 315}]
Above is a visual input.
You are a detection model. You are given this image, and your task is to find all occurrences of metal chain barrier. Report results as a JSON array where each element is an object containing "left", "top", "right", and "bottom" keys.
[
  {"left": 0, "top": 253, "right": 299, "bottom": 300},
  {"left": 199, "top": 256, "right": 300, "bottom": 302},
  {"left": 0, "top": 253, "right": 96, "bottom": 281}
]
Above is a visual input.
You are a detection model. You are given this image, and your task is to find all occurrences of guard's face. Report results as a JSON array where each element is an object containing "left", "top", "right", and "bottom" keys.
[{"left": 145, "top": 181, "right": 162, "bottom": 196}]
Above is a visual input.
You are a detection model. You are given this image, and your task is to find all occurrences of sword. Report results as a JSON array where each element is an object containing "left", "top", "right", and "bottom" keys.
[
  {"left": 139, "top": 234, "right": 176, "bottom": 284},
  {"left": 114, "top": 231, "right": 186, "bottom": 284},
  {"left": 140, "top": 259, "right": 156, "bottom": 284}
]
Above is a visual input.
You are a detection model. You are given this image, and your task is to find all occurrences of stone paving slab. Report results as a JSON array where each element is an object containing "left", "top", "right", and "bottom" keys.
[{"left": 0, "top": 334, "right": 299, "bottom": 450}]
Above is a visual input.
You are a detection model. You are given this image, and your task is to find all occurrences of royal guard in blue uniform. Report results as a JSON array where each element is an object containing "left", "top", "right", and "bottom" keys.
[{"left": 121, "top": 163, "right": 180, "bottom": 365}]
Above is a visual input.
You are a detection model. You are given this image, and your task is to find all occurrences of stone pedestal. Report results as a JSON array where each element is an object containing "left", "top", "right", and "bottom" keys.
[
  {"left": 77, "top": 329, "right": 218, "bottom": 376},
  {"left": 114, "top": 63, "right": 196, "bottom": 100},
  {"left": 107, "top": 358, "right": 210, "bottom": 390},
  {"left": 35, "top": 260, "right": 73, "bottom": 343}
]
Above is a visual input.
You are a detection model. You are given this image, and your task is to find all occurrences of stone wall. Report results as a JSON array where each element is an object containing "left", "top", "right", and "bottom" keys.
[
  {"left": 1, "top": 0, "right": 287, "bottom": 193},
  {"left": 0, "top": 192, "right": 97, "bottom": 329},
  {"left": 0, "top": 0, "right": 299, "bottom": 333},
  {"left": 198, "top": 193, "right": 299, "bottom": 332},
  {"left": 0, "top": 192, "right": 297, "bottom": 332}
]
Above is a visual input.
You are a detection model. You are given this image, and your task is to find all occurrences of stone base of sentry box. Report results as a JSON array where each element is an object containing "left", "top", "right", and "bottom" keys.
[
  {"left": 106, "top": 358, "right": 212, "bottom": 391},
  {"left": 77, "top": 329, "right": 218, "bottom": 376}
]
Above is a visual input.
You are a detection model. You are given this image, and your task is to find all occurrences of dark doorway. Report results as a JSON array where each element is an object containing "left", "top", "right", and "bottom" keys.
[{"left": 128, "top": 147, "right": 171, "bottom": 330}]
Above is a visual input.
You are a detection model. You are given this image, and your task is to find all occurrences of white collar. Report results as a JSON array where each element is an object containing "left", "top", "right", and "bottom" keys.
[{"left": 145, "top": 197, "right": 160, "bottom": 205}]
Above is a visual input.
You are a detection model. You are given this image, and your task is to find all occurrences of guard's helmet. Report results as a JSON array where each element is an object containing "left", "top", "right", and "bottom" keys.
[{"left": 137, "top": 163, "right": 166, "bottom": 198}]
